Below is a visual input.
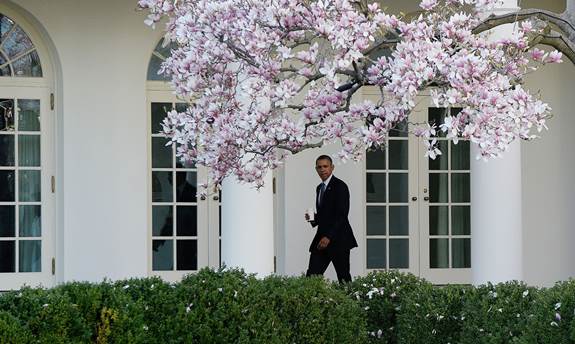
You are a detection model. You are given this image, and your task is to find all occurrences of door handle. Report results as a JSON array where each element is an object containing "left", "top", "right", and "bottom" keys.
[
  {"left": 213, "top": 195, "right": 220, "bottom": 201},
  {"left": 411, "top": 196, "right": 418, "bottom": 201},
  {"left": 423, "top": 196, "right": 429, "bottom": 201},
  {"left": 200, "top": 195, "right": 207, "bottom": 201}
]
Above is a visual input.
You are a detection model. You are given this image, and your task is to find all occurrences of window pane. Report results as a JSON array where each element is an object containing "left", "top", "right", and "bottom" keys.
[
  {"left": 152, "top": 206, "right": 173, "bottom": 236},
  {"left": 19, "top": 170, "right": 41, "bottom": 202},
  {"left": 175, "top": 142, "right": 196, "bottom": 168},
  {"left": 430, "top": 239, "right": 449, "bottom": 268},
  {"left": 452, "top": 206, "right": 470, "bottom": 235},
  {"left": 451, "top": 173, "right": 470, "bottom": 203},
  {"left": 18, "top": 135, "right": 40, "bottom": 166},
  {"left": 388, "top": 173, "right": 407, "bottom": 203},
  {"left": 389, "top": 239, "right": 409, "bottom": 269},
  {"left": 0, "top": 99, "right": 14, "bottom": 131},
  {"left": 3, "top": 26, "right": 33, "bottom": 59},
  {"left": 0, "top": 241, "right": 15, "bottom": 272},
  {"left": 19, "top": 240, "right": 41, "bottom": 272},
  {"left": 0, "top": 15, "right": 15, "bottom": 41},
  {"left": 176, "top": 239, "right": 197, "bottom": 270},
  {"left": 152, "top": 240, "right": 173, "bottom": 271},
  {"left": 0, "top": 65, "right": 10, "bottom": 77},
  {"left": 152, "top": 137, "right": 172, "bottom": 168},
  {"left": 429, "top": 173, "right": 448, "bottom": 203},
  {"left": 175, "top": 103, "right": 188, "bottom": 112},
  {"left": 389, "top": 119, "right": 407, "bottom": 137},
  {"left": 152, "top": 171, "right": 173, "bottom": 202},
  {"left": 151, "top": 103, "right": 172, "bottom": 134},
  {"left": 154, "top": 38, "right": 177, "bottom": 59},
  {"left": 176, "top": 206, "right": 197, "bottom": 236},
  {"left": 17, "top": 99, "right": 40, "bottom": 131},
  {"left": 389, "top": 206, "right": 408, "bottom": 235},
  {"left": 367, "top": 239, "right": 386, "bottom": 269},
  {"left": 388, "top": 140, "right": 408, "bottom": 170},
  {"left": 366, "top": 149, "right": 385, "bottom": 170},
  {"left": 12, "top": 51, "right": 42, "bottom": 77},
  {"left": 451, "top": 141, "right": 469, "bottom": 170},
  {"left": 366, "top": 173, "right": 386, "bottom": 203},
  {"left": 0, "top": 135, "right": 15, "bottom": 166},
  {"left": 452, "top": 238, "right": 471, "bottom": 268},
  {"left": 147, "top": 54, "right": 169, "bottom": 81},
  {"left": 0, "top": 206, "right": 15, "bottom": 237},
  {"left": 429, "top": 206, "right": 449, "bottom": 235},
  {"left": 176, "top": 171, "right": 197, "bottom": 202},
  {"left": 428, "top": 108, "right": 447, "bottom": 137},
  {"left": 0, "top": 170, "right": 15, "bottom": 201},
  {"left": 366, "top": 206, "right": 386, "bottom": 235},
  {"left": 19, "top": 205, "right": 41, "bottom": 237},
  {"left": 429, "top": 140, "right": 448, "bottom": 170}
]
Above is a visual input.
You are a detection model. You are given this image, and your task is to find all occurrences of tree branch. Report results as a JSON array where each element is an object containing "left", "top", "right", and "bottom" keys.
[{"left": 473, "top": 8, "right": 575, "bottom": 65}]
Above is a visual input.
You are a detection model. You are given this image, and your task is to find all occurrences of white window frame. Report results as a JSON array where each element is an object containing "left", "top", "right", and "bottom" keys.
[
  {"left": 0, "top": 6, "right": 56, "bottom": 290},
  {"left": 146, "top": 83, "right": 220, "bottom": 282}
]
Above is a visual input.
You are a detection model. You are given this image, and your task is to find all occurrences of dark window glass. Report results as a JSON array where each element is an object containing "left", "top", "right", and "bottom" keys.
[{"left": 177, "top": 240, "right": 197, "bottom": 270}]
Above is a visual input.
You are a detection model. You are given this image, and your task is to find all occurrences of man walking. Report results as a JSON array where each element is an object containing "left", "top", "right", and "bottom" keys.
[{"left": 305, "top": 155, "right": 358, "bottom": 283}]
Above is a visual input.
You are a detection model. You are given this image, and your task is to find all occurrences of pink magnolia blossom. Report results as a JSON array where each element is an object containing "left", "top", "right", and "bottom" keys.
[{"left": 139, "top": 0, "right": 562, "bottom": 188}]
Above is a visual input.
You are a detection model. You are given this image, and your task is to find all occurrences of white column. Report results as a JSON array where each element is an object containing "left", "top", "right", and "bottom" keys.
[
  {"left": 470, "top": 0, "right": 523, "bottom": 285},
  {"left": 471, "top": 140, "right": 523, "bottom": 284},
  {"left": 221, "top": 173, "right": 274, "bottom": 276}
]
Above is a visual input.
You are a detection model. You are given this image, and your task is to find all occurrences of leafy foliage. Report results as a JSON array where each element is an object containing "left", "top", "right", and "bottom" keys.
[{"left": 1, "top": 270, "right": 574, "bottom": 343}]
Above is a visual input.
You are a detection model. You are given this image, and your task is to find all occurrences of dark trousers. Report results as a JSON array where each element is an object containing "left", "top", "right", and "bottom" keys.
[{"left": 306, "top": 249, "right": 351, "bottom": 283}]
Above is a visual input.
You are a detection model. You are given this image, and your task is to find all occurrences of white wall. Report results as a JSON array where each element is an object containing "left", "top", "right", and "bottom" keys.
[
  {"left": 10, "top": 0, "right": 575, "bottom": 286},
  {"left": 11, "top": 0, "right": 159, "bottom": 282},
  {"left": 522, "top": 57, "right": 575, "bottom": 286}
]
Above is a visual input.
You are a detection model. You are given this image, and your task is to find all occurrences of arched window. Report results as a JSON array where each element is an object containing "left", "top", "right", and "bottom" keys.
[
  {"left": 146, "top": 38, "right": 220, "bottom": 281},
  {"left": 147, "top": 38, "right": 175, "bottom": 81},
  {"left": 0, "top": 10, "right": 54, "bottom": 290},
  {"left": 0, "top": 14, "right": 42, "bottom": 77}
]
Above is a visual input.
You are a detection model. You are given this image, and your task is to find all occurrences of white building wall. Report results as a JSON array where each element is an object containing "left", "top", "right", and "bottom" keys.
[
  {"left": 8, "top": 0, "right": 575, "bottom": 286},
  {"left": 11, "top": 0, "right": 158, "bottom": 281},
  {"left": 522, "top": 59, "right": 575, "bottom": 286}
]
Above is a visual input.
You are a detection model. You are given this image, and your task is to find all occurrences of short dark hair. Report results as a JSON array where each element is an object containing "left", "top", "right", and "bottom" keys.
[{"left": 315, "top": 155, "right": 333, "bottom": 165}]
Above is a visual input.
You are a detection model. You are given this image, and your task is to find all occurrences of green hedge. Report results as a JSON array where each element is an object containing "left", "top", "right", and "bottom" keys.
[
  {"left": 0, "top": 268, "right": 365, "bottom": 344},
  {"left": 345, "top": 272, "right": 575, "bottom": 344},
  {"left": 1, "top": 269, "right": 575, "bottom": 343}
]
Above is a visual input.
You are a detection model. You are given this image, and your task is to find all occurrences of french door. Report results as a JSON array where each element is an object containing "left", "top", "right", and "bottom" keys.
[
  {"left": 147, "top": 90, "right": 220, "bottom": 282},
  {"left": 365, "top": 93, "right": 471, "bottom": 284},
  {"left": 0, "top": 87, "right": 55, "bottom": 290}
]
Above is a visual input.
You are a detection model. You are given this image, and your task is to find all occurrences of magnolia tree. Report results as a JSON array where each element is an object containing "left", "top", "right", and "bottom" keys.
[{"left": 138, "top": 0, "right": 562, "bottom": 188}]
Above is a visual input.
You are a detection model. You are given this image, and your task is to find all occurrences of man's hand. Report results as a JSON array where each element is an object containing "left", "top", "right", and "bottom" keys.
[{"left": 317, "top": 236, "right": 330, "bottom": 250}]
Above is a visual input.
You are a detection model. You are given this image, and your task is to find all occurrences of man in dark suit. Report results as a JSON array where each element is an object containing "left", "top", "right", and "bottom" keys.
[{"left": 305, "top": 155, "right": 358, "bottom": 283}]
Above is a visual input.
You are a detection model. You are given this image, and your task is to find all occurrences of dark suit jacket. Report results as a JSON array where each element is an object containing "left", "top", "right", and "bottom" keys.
[{"left": 309, "top": 175, "right": 358, "bottom": 252}]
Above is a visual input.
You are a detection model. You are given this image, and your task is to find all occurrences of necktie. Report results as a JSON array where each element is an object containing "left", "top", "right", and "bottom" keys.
[{"left": 318, "top": 182, "right": 326, "bottom": 206}]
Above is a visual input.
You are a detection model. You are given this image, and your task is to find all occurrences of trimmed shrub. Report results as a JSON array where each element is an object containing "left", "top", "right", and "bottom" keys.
[
  {"left": 344, "top": 270, "right": 430, "bottom": 343},
  {"left": 256, "top": 275, "right": 366, "bottom": 344},
  {"left": 0, "top": 310, "right": 31, "bottom": 344},
  {"left": 457, "top": 281, "right": 539, "bottom": 344},
  {"left": 397, "top": 283, "right": 471, "bottom": 344},
  {"left": 2, "top": 269, "right": 575, "bottom": 343},
  {"left": 519, "top": 279, "right": 575, "bottom": 344},
  {"left": 172, "top": 268, "right": 366, "bottom": 344}
]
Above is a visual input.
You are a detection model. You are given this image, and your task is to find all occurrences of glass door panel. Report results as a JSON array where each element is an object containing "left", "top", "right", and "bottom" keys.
[
  {"left": 365, "top": 117, "right": 419, "bottom": 273},
  {"left": 148, "top": 92, "right": 219, "bottom": 281},
  {"left": 420, "top": 106, "right": 471, "bottom": 284},
  {"left": 0, "top": 88, "right": 54, "bottom": 290}
]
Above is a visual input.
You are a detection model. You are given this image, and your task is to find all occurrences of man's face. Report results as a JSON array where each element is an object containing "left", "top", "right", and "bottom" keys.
[{"left": 315, "top": 159, "right": 334, "bottom": 181}]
